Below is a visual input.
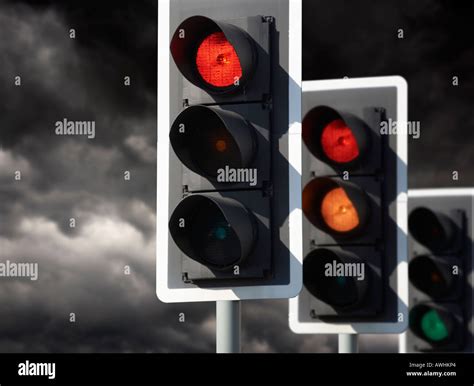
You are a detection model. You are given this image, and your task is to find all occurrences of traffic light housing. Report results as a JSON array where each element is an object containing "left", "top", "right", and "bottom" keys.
[
  {"left": 290, "top": 77, "right": 408, "bottom": 334},
  {"left": 157, "top": 0, "right": 302, "bottom": 302},
  {"left": 401, "top": 189, "right": 474, "bottom": 352}
]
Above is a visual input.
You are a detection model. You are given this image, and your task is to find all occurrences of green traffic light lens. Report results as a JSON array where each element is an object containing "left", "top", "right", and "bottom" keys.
[
  {"left": 421, "top": 309, "right": 449, "bottom": 342},
  {"left": 189, "top": 200, "right": 241, "bottom": 268},
  {"left": 212, "top": 224, "right": 229, "bottom": 241},
  {"left": 303, "top": 249, "right": 367, "bottom": 309}
]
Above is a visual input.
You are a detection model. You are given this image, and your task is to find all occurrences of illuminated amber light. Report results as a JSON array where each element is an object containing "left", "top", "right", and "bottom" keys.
[
  {"left": 321, "top": 187, "right": 360, "bottom": 232},
  {"left": 215, "top": 140, "right": 227, "bottom": 153}
]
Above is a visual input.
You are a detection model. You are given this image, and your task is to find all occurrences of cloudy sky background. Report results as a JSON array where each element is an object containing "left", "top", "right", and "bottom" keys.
[{"left": 0, "top": 0, "right": 472, "bottom": 353}]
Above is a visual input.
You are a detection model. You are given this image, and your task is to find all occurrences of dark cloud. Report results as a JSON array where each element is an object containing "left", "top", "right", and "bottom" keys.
[
  {"left": 0, "top": 0, "right": 216, "bottom": 354},
  {"left": 303, "top": 0, "right": 474, "bottom": 188},
  {"left": 0, "top": 0, "right": 157, "bottom": 236}
]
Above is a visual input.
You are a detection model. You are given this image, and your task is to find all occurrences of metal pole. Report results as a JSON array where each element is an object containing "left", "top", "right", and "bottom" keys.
[
  {"left": 216, "top": 300, "right": 241, "bottom": 353},
  {"left": 338, "top": 334, "right": 358, "bottom": 353}
]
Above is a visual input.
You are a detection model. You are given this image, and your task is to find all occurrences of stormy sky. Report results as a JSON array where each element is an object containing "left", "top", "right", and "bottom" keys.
[{"left": 0, "top": 0, "right": 472, "bottom": 353}]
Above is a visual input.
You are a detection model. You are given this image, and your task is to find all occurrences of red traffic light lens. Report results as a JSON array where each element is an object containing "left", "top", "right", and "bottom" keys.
[
  {"left": 196, "top": 32, "right": 243, "bottom": 88},
  {"left": 302, "top": 106, "right": 369, "bottom": 169},
  {"left": 321, "top": 119, "right": 360, "bottom": 163},
  {"left": 170, "top": 16, "right": 257, "bottom": 94},
  {"left": 320, "top": 187, "right": 360, "bottom": 233},
  {"left": 408, "top": 207, "right": 457, "bottom": 252}
]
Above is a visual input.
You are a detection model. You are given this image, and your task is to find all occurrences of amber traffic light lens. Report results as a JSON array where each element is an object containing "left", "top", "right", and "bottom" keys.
[
  {"left": 170, "top": 16, "right": 257, "bottom": 94},
  {"left": 321, "top": 187, "right": 360, "bottom": 233},
  {"left": 170, "top": 106, "right": 256, "bottom": 179},
  {"left": 215, "top": 139, "right": 228, "bottom": 153},
  {"left": 303, "top": 178, "right": 369, "bottom": 236},
  {"left": 409, "top": 255, "right": 456, "bottom": 299}
]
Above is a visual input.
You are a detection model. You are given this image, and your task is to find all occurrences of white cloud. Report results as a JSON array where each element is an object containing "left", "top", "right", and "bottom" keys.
[
  {"left": 125, "top": 134, "right": 156, "bottom": 163},
  {"left": 0, "top": 149, "right": 31, "bottom": 179}
]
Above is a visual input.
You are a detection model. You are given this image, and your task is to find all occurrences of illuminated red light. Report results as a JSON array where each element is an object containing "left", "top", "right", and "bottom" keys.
[
  {"left": 196, "top": 32, "right": 243, "bottom": 88},
  {"left": 321, "top": 119, "right": 360, "bottom": 163}
]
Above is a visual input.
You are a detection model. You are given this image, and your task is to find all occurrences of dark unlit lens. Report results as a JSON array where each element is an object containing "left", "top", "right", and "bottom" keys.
[
  {"left": 189, "top": 200, "right": 240, "bottom": 268},
  {"left": 189, "top": 124, "right": 240, "bottom": 177}
]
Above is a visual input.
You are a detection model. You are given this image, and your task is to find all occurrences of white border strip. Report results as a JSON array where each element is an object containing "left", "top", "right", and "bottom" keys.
[
  {"left": 409, "top": 188, "right": 474, "bottom": 197},
  {"left": 156, "top": 0, "right": 172, "bottom": 302},
  {"left": 290, "top": 76, "right": 409, "bottom": 334},
  {"left": 399, "top": 188, "right": 474, "bottom": 352},
  {"left": 156, "top": 0, "right": 303, "bottom": 303}
]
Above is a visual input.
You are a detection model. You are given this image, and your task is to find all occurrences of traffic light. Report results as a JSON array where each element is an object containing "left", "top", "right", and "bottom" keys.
[
  {"left": 401, "top": 189, "right": 474, "bottom": 352},
  {"left": 290, "top": 77, "right": 408, "bottom": 334},
  {"left": 157, "top": 0, "right": 302, "bottom": 302}
]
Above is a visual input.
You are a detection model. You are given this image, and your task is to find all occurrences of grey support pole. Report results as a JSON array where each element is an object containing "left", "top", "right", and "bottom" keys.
[
  {"left": 216, "top": 300, "right": 241, "bottom": 353},
  {"left": 338, "top": 334, "right": 359, "bottom": 353}
]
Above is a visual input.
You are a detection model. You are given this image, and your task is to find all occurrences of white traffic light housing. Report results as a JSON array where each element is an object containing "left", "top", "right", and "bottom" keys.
[
  {"left": 290, "top": 76, "right": 408, "bottom": 334},
  {"left": 401, "top": 188, "right": 474, "bottom": 352},
  {"left": 157, "top": 0, "right": 302, "bottom": 303}
]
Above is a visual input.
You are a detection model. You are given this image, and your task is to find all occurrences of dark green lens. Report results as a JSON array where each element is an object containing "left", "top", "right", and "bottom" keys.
[
  {"left": 212, "top": 225, "right": 229, "bottom": 240},
  {"left": 421, "top": 309, "right": 449, "bottom": 342}
]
